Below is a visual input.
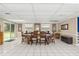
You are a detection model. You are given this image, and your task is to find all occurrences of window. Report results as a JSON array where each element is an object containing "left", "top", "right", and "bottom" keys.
[
  {"left": 24, "top": 24, "right": 33, "bottom": 32},
  {"left": 25, "top": 24, "right": 33, "bottom": 28},
  {"left": 41, "top": 24, "right": 50, "bottom": 31},
  {"left": 4, "top": 23, "right": 15, "bottom": 41}
]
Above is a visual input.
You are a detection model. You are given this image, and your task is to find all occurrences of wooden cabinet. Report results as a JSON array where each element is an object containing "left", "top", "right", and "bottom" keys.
[
  {"left": 0, "top": 32, "right": 3, "bottom": 45},
  {"left": 54, "top": 33, "right": 60, "bottom": 39},
  {"left": 61, "top": 36, "right": 73, "bottom": 44}
]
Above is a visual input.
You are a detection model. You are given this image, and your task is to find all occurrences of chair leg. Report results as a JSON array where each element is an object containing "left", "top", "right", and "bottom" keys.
[
  {"left": 39, "top": 39, "right": 41, "bottom": 45},
  {"left": 47, "top": 40, "right": 49, "bottom": 45},
  {"left": 30, "top": 40, "right": 32, "bottom": 45},
  {"left": 45, "top": 41, "right": 46, "bottom": 45},
  {"left": 27, "top": 40, "right": 30, "bottom": 44},
  {"left": 21, "top": 38, "right": 24, "bottom": 43},
  {"left": 45, "top": 39, "right": 47, "bottom": 45},
  {"left": 53, "top": 40, "right": 55, "bottom": 44},
  {"left": 36, "top": 39, "right": 38, "bottom": 45},
  {"left": 46, "top": 38, "right": 49, "bottom": 45},
  {"left": 31, "top": 40, "right": 33, "bottom": 44},
  {"left": 52, "top": 39, "right": 55, "bottom": 44}
]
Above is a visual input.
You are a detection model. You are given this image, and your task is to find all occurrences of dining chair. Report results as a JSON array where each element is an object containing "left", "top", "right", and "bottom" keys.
[
  {"left": 31, "top": 32, "right": 38, "bottom": 45},
  {"left": 46, "top": 33, "right": 51, "bottom": 44},
  {"left": 26, "top": 35, "right": 32, "bottom": 44},
  {"left": 21, "top": 32, "right": 26, "bottom": 43},
  {"left": 50, "top": 33, "right": 55, "bottom": 43},
  {"left": 40, "top": 31, "right": 47, "bottom": 45}
]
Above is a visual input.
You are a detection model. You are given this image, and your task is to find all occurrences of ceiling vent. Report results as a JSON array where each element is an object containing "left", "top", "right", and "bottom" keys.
[{"left": 49, "top": 20, "right": 59, "bottom": 22}]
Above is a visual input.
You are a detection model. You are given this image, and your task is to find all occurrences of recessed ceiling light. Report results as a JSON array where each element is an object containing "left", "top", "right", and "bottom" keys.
[
  {"left": 5, "top": 13, "right": 10, "bottom": 15},
  {"left": 6, "top": 19, "right": 25, "bottom": 22}
]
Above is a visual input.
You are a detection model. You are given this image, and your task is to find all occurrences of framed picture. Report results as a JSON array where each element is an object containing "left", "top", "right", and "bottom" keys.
[
  {"left": 18, "top": 24, "right": 22, "bottom": 32},
  {"left": 61, "top": 24, "right": 68, "bottom": 30}
]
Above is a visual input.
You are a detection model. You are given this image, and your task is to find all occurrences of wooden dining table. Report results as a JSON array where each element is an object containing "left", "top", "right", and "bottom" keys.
[{"left": 22, "top": 32, "right": 53, "bottom": 45}]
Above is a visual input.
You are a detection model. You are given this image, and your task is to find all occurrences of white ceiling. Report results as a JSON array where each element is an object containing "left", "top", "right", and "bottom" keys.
[{"left": 0, "top": 3, "right": 79, "bottom": 23}]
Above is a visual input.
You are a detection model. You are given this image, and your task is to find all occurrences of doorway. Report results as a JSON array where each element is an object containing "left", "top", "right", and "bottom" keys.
[{"left": 4, "top": 23, "right": 15, "bottom": 42}]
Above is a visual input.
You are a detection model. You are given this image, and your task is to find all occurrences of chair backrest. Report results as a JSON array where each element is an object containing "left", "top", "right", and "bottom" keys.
[
  {"left": 25, "top": 35, "right": 32, "bottom": 42},
  {"left": 31, "top": 31, "right": 37, "bottom": 38},
  {"left": 40, "top": 31, "right": 46, "bottom": 38},
  {"left": 21, "top": 32, "right": 24, "bottom": 36}
]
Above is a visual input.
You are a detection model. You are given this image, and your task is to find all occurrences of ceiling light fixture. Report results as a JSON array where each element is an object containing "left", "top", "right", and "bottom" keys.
[{"left": 5, "top": 13, "right": 10, "bottom": 15}]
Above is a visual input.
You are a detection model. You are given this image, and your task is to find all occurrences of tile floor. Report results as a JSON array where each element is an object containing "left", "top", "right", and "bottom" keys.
[{"left": 0, "top": 39, "right": 79, "bottom": 56}]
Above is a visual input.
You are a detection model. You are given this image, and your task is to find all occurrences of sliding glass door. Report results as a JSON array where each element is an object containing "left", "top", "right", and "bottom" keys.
[
  {"left": 10, "top": 24, "right": 15, "bottom": 39},
  {"left": 4, "top": 23, "right": 10, "bottom": 41},
  {"left": 4, "top": 23, "right": 15, "bottom": 42}
]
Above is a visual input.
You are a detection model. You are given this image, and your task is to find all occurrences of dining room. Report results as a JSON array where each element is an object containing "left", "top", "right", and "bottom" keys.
[
  {"left": 0, "top": 3, "right": 79, "bottom": 56},
  {"left": 19, "top": 23, "right": 60, "bottom": 45}
]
